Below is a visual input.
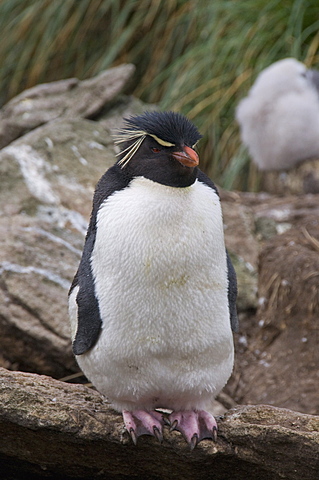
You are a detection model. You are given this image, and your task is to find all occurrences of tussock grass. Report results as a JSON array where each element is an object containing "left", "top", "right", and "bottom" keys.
[{"left": 1, "top": 0, "right": 319, "bottom": 190}]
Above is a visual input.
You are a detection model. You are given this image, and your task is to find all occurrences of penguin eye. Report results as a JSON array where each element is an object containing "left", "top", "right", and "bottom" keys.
[{"left": 151, "top": 147, "right": 161, "bottom": 153}]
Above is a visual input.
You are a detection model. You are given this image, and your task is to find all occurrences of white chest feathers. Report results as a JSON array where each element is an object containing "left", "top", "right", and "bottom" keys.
[{"left": 76, "top": 176, "right": 234, "bottom": 412}]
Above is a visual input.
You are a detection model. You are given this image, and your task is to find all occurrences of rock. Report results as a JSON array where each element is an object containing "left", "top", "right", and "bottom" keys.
[
  {"left": 0, "top": 64, "right": 135, "bottom": 148},
  {"left": 220, "top": 191, "right": 260, "bottom": 313},
  {"left": 221, "top": 191, "right": 259, "bottom": 268},
  {"left": 0, "top": 368, "right": 318, "bottom": 480},
  {"left": 260, "top": 157, "right": 319, "bottom": 194},
  {"left": 0, "top": 118, "right": 116, "bottom": 376},
  {"left": 238, "top": 219, "right": 319, "bottom": 414},
  {"left": 225, "top": 206, "right": 319, "bottom": 415},
  {"left": 0, "top": 215, "right": 79, "bottom": 377},
  {"left": 227, "top": 251, "right": 258, "bottom": 312},
  {"left": 0, "top": 118, "right": 115, "bottom": 219},
  {"left": 219, "top": 191, "right": 319, "bottom": 414}
]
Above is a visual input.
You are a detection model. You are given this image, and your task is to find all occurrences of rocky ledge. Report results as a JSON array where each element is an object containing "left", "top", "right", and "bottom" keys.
[{"left": 1, "top": 368, "right": 318, "bottom": 480}]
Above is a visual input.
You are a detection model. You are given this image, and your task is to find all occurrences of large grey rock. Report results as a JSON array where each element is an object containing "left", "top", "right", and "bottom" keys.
[
  {"left": 0, "top": 214, "right": 79, "bottom": 377},
  {"left": 0, "top": 118, "right": 114, "bottom": 219},
  {"left": 0, "top": 91, "right": 144, "bottom": 376},
  {"left": 0, "top": 64, "right": 135, "bottom": 148},
  {"left": 0, "top": 118, "right": 117, "bottom": 376}
]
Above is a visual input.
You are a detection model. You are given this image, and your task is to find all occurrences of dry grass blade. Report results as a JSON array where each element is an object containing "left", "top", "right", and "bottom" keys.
[{"left": 302, "top": 227, "right": 319, "bottom": 253}]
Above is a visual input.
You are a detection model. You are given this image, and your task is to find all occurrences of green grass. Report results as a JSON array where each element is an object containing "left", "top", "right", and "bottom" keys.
[{"left": 1, "top": 0, "right": 319, "bottom": 190}]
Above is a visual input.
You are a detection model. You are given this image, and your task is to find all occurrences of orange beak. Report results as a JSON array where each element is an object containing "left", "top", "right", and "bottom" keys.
[{"left": 172, "top": 146, "right": 199, "bottom": 167}]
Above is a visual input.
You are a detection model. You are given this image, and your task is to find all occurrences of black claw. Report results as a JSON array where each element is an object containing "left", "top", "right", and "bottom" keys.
[
  {"left": 129, "top": 428, "right": 137, "bottom": 445},
  {"left": 212, "top": 426, "right": 218, "bottom": 442},
  {"left": 190, "top": 433, "right": 198, "bottom": 451},
  {"left": 153, "top": 426, "right": 163, "bottom": 443},
  {"left": 169, "top": 419, "right": 178, "bottom": 432},
  {"left": 163, "top": 416, "right": 171, "bottom": 426}
]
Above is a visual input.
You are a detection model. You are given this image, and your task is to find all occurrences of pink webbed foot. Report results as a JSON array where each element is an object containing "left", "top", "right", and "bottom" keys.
[
  {"left": 168, "top": 410, "right": 218, "bottom": 449},
  {"left": 123, "top": 410, "right": 165, "bottom": 445}
]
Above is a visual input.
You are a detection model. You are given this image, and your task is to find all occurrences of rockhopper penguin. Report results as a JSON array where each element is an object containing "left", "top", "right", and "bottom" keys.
[{"left": 68, "top": 111, "right": 238, "bottom": 448}]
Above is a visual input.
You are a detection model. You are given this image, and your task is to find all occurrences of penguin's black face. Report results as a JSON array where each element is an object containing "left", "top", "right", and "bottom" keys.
[
  {"left": 123, "top": 135, "right": 199, "bottom": 187},
  {"left": 114, "top": 111, "right": 202, "bottom": 188}
]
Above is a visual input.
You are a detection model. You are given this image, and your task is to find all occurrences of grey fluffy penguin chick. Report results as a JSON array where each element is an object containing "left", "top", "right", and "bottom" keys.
[{"left": 236, "top": 58, "right": 319, "bottom": 170}]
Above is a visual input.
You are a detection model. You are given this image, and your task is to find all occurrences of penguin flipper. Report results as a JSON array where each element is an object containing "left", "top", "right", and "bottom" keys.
[
  {"left": 226, "top": 251, "right": 239, "bottom": 332},
  {"left": 70, "top": 164, "right": 131, "bottom": 356},
  {"left": 71, "top": 233, "right": 102, "bottom": 356}
]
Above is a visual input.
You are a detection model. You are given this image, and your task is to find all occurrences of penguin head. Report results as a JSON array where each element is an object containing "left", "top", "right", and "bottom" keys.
[
  {"left": 113, "top": 111, "right": 202, "bottom": 187},
  {"left": 250, "top": 58, "right": 311, "bottom": 98}
]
